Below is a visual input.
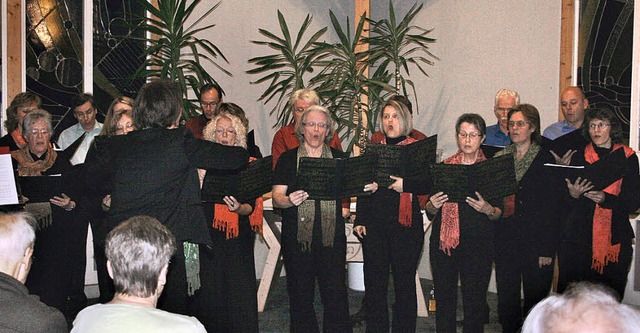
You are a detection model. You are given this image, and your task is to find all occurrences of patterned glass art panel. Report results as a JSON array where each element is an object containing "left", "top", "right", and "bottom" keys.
[
  {"left": 93, "top": 0, "right": 145, "bottom": 113},
  {"left": 578, "top": 0, "right": 633, "bottom": 142},
  {"left": 25, "top": 0, "right": 89, "bottom": 137}
]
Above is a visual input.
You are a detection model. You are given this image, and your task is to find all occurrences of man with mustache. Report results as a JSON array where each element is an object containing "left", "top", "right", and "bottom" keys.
[{"left": 485, "top": 89, "right": 519, "bottom": 147}]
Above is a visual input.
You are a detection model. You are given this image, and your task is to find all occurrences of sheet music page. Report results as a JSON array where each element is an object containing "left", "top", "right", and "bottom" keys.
[{"left": 0, "top": 154, "right": 19, "bottom": 205}]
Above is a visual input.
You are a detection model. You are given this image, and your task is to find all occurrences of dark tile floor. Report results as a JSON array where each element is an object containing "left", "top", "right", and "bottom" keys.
[{"left": 258, "top": 277, "right": 503, "bottom": 333}]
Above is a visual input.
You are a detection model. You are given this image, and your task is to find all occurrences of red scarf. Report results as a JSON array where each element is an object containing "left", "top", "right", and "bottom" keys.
[
  {"left": 381, "top": 136, "right": 418, "bottom": 227},
  {"left": 439, "top": 149, "right": 487, "bottom": 255},
  {"left": 212, "top": 157, "right": 264, "bottom": 239},
  {"left": 584, "top": 143, "right": 634, "bottom": 274}
]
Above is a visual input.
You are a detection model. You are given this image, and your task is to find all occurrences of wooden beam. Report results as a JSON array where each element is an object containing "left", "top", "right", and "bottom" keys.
[
  {"left": 7, "top": 0, "right": 22, "bottom": 102},
  {"left": 353, "top": 0, "right": 370, "bottom": 156},
  {"left": 558, "top": 0, "right": 576, "bottom": 119}
]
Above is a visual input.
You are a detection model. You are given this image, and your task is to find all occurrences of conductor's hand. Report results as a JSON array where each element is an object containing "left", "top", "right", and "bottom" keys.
[
  {"left": 353, "top": 225, "right": 366, "bottom": 238},
  {"left": 388, "top": 176, "right": 403, "bottom": 193}
]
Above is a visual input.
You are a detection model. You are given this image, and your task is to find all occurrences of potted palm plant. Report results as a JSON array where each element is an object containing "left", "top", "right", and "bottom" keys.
[{"left": 132, "top": 0, "right": 230, "bottom": 120}]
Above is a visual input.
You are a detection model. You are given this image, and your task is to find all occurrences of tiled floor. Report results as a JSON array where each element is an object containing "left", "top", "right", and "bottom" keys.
[{"left": 258, "top": 277, "right": 503, "bottom": 333}]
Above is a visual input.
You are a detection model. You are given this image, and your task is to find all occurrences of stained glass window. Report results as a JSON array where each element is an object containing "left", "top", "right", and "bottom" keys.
[{"left": 578, "top": 0, "right": 633, "bottom": 141}]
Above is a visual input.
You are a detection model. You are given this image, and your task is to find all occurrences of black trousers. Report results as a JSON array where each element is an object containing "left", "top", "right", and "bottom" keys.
[
  {"left": 495, "top": 226, "right": 554, "bottom": 333},
  {"left": 557, "top": 240, "right": 632, "bottom": 300},
  {"left": 281, "top": 229, "right": 351, "bottom": 333},
  {"left": 430, "top": 238, "right": 493, "bottom": 333},
  {"left": 362, "top": 222, "right": 424, "bottom": 333},
  {"left": 158, "top": 244, "right": 191, "bottom": 315},
  {"left": 194, "top": 227, "right": 259, "bottom": 333}
]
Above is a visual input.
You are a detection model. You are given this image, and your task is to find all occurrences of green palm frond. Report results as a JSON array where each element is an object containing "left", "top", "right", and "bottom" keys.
[
  {"left": 131, "top": 0, "right": 230, "bottom": 119},
  {"left": 247, "top": 11, "right": 327, "bottom": 128}
]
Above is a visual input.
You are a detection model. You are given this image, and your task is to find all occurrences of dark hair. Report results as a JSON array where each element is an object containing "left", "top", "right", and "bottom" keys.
[
  {"left": 455, "top": 113, "right": 487, "bottom": 137},
  {"left": 389, "top": 95, "right": 413, "bottom": 114},
  {"left": 582, "top": 108, "right": 624, "bottom": 145},
  {"left": 101, "top": 96, "right": 135, "bottom": 136},
  {"left": 217, "top": 102, "right": 249, "bottom": 128},
  {"left": 133, "top": 80, "right": 183, "bottom": 129},
  {"left": 4, "top": 92, "right": 41, "bottom": 132},
  {"left": 199, "top": 82, "right": 224, "bottom": 100},
  {"left": 71, "top": 93, "right": 95, "bottom": 110},
  {"left": 508, "top": 103, "right": 541, "bottom": 144}
]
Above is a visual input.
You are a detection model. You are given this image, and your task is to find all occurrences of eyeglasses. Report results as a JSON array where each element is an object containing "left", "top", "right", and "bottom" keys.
[
  {"left": 302, "top": 122, "right": 328, "bottom": 129},
  {"left": 508, "top": 120, "right": 530, "bottom": 128},
  {"left": 214, "top": 128, "right": 236, "bottom": 135},
  {"left": 589, "top": 123, "right": 610, "bottom": 130},
  {"left": 457, "top": 132, "right": 481, "bottom": 140},
  {"left": 201, "top": 101, "right": 220, "bottom": 108},
  {"left": 74, "top": 108, "right": 95, "bottom": 119},
  {"left": 29, "top": 129, "right": 50, "bottom": 136}
]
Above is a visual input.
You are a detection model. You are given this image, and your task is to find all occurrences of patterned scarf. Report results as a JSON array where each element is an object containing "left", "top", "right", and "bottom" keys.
[
  {"left": 439, "top": 149, "right": 487, "bottom": 255},
  {"left": 212, "top": 157, "right": 264, "bottom": 239},
  {"left": 12, "top": 144, "right": 57, "bottom": 229},
  {"left": 10, "top": 143, "right": 57, "bottom": 176},
  {"left": 11, "top": 128, "right": 27, "bottom": 149},
  {"left": 495, "top": 143, "right": 541, "bottom": 218},
  {"left": 381, "top": 136, "right": 418, "bottom": 227},
  {"left": 584, "top": 143, "right": 634, "bottom": 274},
  {"left": 296, "top": 144, "right": 335, "bottom": 251}
]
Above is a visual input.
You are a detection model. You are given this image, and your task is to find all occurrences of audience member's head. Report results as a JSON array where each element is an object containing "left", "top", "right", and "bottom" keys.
[
  {"left": 216, "top": 102, "right": 249, "bottom": 129},
  {"left": 4, "top": 92, "right": 41, "bottom": 133},
  {"left": 199, "top": 82, "right": 224, "bottom": 120},
  {"left": 560, "top": 86, "right": 589, "bottom": 129},
  {"left": 101, "top": 96, "right": 135, "bottom": 136},
  {"left": 105, "top": 215, "right": 176, "bottom": 300},
  {"left": 522, "top": 282, "right": 640, "bottom": 333},
  {"left": 133, "top": 80, "right": 183, "bottom": 130},
  {"left": 71, "top": 93, "right": 98, "bottom": 132},
  {"left": 0, "top": 212, "right": 37, "bottom": 284},
  {"left": 289, "top": 89, "right": 320, "bottom": 125},
  {"left": 494, "top": 89, "right": 519, "bottom": 132}
]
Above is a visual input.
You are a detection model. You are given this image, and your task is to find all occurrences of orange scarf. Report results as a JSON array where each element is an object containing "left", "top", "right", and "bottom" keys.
[
  {"left": 584, "top": 143, "right": 634, "bottom": 274},
  {"left": 11, "top": 129, "right": 27, "bottom": 149},
  {"left": 381, "top": 136, "right": 418, "bottom": 227},
  {"left": 439, "top": 149, "right": 487, "bottom": 255},
  {"left": 10, "top": 143, "right": 57, "bottom": 176},
  {"left": 212, "top": 157, "right": 264, "bottom": 239}
]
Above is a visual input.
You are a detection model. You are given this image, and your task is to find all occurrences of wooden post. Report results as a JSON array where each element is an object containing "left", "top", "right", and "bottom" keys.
[
  {"left": 7, "top": 0, "right": 22, "bottom": 102},
  {"left": 353, "top": 0, "right": 370, "bottom": 157},
  {"left": 558, "top": 0, "right": 576, "bottom": 119}
]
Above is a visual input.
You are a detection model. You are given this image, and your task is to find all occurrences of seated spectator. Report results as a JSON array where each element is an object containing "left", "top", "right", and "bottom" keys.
[
  {"left": 522, "top": 282, "right": 640, "bottom": 333},
  {"left": 0, "top": 212, "right": 67, "bottom": 333},
  {"left": 72, "top": 215, "right": 206, "bottom": 333}
]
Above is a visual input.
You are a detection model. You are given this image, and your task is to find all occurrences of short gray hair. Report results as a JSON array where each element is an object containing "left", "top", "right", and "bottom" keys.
[
  {"left": 0, "top": 212, "right": 36, "bottom": 268},
  {"left": 22, "top": 109, "right": 53, "bottom": 138},
  {"left": 522, "top": 282, "right": 640, "bottom": 333},
  {"left": 105, "top": 216, "right": 176, "bottom": 298},
  {"left": 494, "top": 89, "right": 520, "bottom": 106},
  {"left": 294, "top": 105, "right": 335, "bottom": 144}
]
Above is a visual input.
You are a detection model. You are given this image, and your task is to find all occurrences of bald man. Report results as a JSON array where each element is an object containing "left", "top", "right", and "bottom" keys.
[{"left": 543, "top": 86, "right": 589, "bottom": 140}]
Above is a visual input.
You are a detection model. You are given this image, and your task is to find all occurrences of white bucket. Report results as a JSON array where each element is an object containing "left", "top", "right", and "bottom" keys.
[{"left": 348, "top": 262, "right": 365, "bottom": 291}]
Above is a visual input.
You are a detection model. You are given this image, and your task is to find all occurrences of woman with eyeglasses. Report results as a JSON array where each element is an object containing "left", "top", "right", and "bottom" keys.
[
  {"left": 558, "top": 108, "right": 640, "bottom": 300},
  {"left": 193, "top": 113, "right": 261, "bottom": 332},
  {"left": 426, "top": 113, "right": 503, "bottom": 333},
  {"left": 494, "top": 104, "right": 562, "bottom": 333},
  {"left": 10, "top": 109, "right": 80, "bottom": 313},
  {"left": 353, "top": 100, "right": 430, "bottom": 332},
  {"left": 273, "top": 105, "right": 375, "bottom": 332}
]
